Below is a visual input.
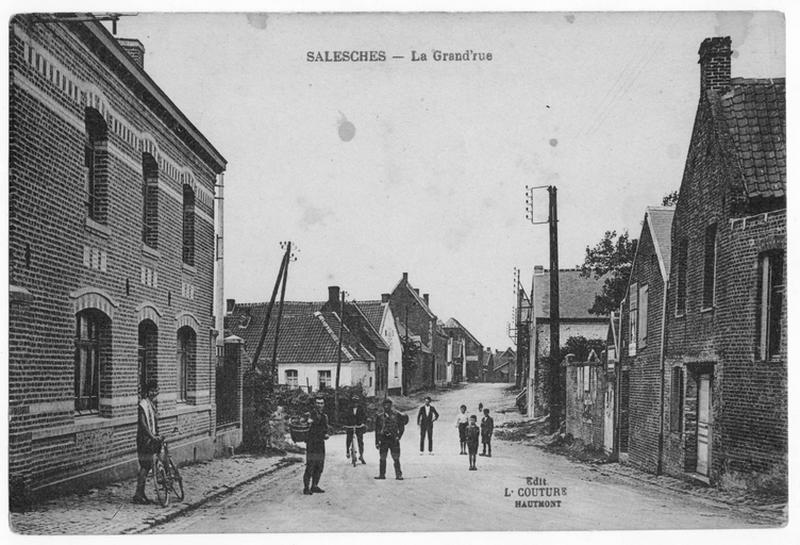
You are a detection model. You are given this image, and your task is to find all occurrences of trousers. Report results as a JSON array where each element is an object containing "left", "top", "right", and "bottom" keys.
[
  {"left": 378, "top": 437, "right": 402, "bottom": 477},
  {"left": 303, "top": 441, "right": 325, "bottom": 489},
  {"left": 419, "top": 424, "right": 433, "bottom": 452},
  {"left": 346, "top": 428, "right": 365, "bottom": 456}
]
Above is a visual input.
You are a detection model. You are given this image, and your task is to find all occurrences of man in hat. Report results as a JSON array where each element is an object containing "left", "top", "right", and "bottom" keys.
[
  {"left": 344, "top": 394, "right": 367, "bottom": 464},
  {"left": 374, "top": 398, "right": 407, "bottom": 480},
  {"left": 133, "top": 379, "right": 161, "bottom": 504},
  {"left": 303, "top": 396, "right": 330, "bottom": 495}
]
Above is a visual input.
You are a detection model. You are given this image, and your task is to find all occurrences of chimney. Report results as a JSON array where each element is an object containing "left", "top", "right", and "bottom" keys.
[
  {"left": 698, "top": 36, "right": 732, "bottom": 94},
  {"left": 328, "top": 286, "right": 340, "bottom": 307},
  {"left": 226, "top": 298, "right": 236, "bottom": 313},
  {"left": 381, "top": 293, "right": 391, "bottom": 303},
  {"left": 423, "top": 293, "right": 429, "bottom": 306},
  {"left": 402, "top": 272, "right": 408, "bottom": 282},
  {"left": 117, "top": 38, "right": 145, "bottom": 69},
  {"left": 534, "top": 265, "right": 544, "bottom": 275},
  {"left": 414, "top": 288, "right": 420, "bottom": 295}
]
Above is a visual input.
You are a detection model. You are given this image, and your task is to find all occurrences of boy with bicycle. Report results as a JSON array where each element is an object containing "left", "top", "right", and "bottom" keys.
[{"left": 133, "top": 380, "right": 162, "bottom": 504}]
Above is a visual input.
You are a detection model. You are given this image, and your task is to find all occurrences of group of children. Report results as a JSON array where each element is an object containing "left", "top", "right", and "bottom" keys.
[{"left": 455, "top": 402, "right": 494, "bottom": 471}]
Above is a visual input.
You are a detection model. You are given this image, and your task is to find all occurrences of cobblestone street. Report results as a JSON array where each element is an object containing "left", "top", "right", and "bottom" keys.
[{"left": 9, "top": 452, "right": 298, "bottom": 534}]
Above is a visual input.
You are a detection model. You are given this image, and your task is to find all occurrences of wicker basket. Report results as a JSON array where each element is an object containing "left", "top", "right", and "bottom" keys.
[{"left": 289, "top": 420, "right": 310, "bottom": 443}]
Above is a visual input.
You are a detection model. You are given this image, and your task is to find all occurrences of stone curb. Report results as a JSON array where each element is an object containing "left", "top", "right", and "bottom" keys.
[{"left": 122, "top": 457, "right": 300, "bottom": 534}]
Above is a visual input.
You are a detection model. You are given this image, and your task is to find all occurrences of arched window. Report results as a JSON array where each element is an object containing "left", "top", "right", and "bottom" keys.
[
  {"left": 75, "top": 309, "right": 110, "bottom": 413},
  {"left": 142, "top": 153, "right": 159, "bottom": 248},
  {"left": 182, "top": 185, "right": 195, "bottom": 266},
  {"left": 84, "top": 108, "right": 108, "bottom": 223},
  {"left": 138, "top": 320, "right": 158, "bottom": 397},
  {"left": 176, "top": 326, "right": 196, "bottom": 402}
]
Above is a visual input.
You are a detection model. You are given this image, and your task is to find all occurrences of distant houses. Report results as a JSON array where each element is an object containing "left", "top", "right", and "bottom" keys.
[{"left": 444, "top": 317, "right": 484, "bottom": 382}]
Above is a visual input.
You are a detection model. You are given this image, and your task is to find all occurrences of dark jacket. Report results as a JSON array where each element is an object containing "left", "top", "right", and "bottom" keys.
[
  {"left": 306, "top": 409, "right": 330, "bottom": 450},
  {"left": 376, "top": 409, "right": 407, "bottom": 443},
  {"left": 344, "top": 405, "right": 367, "bottom": 427},
  {"left": 480, "top": 415, "right": 494, "bottom": 436},
  {"left": 417, "top": 405, "right": 440, "bottom": 427},
  {"left": 136, "top": 398, "right": 160, "bottom": 455}
]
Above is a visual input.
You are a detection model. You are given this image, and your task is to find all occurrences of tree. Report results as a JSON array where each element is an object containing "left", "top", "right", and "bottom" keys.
[
  {"left": 662, "top": 190, "right": 679, "bottom": 207},
  {"left": 560, "top": 336, "right": 606, "bottom": 362},
  {"left": 580, "top": 230, "right": 638, "bottom": 315}
]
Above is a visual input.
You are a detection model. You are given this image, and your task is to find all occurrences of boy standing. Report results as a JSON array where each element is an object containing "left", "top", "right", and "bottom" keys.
[
  {"left": 466, "top": 415, "right": 480, "bottom": 470},
  {"left": 454, "top": 404, "right": 469, "bottom": 454},
  {"left": 133, "top": 380, "right": 161, "bottom": 504},
  {"left": 480, "top": 408, "right": 494, "bottom": 457}
]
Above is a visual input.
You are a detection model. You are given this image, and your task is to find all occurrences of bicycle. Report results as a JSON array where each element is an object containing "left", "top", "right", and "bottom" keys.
[
  {"left": 150, "top": 436, "right": 184, "bottom": 506},
  {"left": 343, "top": 424, "right": 366, "bottom": 467}
]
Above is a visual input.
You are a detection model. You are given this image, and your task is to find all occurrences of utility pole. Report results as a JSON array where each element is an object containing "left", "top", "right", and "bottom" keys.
[
  {"left": 547, "top": 186, "right": 561, "bottom": 434},
  {"left": 525, "top": 184, "right": 561, "bottom": 433},
  {"left": 270, "top": 241, "right": 293, "bottom": 386},
  {"left": 514, "top": 267, "right": 523, "bottom": 388},
  {"left": 334, "top": 289, "right": 346, "bottom": 420},
  {"left": 250, "top": 244, "right": 291, "bottom": 375}
]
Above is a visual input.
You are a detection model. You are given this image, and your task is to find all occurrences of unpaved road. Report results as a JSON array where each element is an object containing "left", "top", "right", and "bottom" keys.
[{"left": 149, "top": 383, "right": 771, "bottom": 532}]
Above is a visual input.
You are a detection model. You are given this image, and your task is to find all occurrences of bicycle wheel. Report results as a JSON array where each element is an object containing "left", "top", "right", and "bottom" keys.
[
  {"left": 152, "top": 457, "right": 170, "bottom": 507},
  {"left": 168, "top": 457, "right": 185, "bottom": 501}
]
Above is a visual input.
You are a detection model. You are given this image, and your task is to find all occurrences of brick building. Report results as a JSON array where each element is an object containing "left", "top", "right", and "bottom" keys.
[
  {"left": 485, "top": 347, "right": 515, "bottom": 383},
  {"left": 388, "top": 273, "right": 439, "bottom": 392},
  {"left": 619, "top": 207, "right": 674, "bottom": 470},
  {"left": 660, "top": 37, "right": 785, "bottom": 489},
  {"left": 9, "top": 14, "right": 227, "bottom": 502},
  {"left": 354, "top": 295, "right": 403, "bottom": 395},
  {"left": 443, "top": 317, "right": 484, "bottom": 382}
]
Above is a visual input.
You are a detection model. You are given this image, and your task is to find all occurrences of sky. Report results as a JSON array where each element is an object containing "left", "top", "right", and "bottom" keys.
[{"left": 105, "top": 10, "right": 784, "bottom": 350}]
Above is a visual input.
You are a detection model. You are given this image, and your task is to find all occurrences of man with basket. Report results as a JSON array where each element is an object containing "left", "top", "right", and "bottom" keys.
[{"left": 374, "top": 398, "right": 408, "bottom": 480}]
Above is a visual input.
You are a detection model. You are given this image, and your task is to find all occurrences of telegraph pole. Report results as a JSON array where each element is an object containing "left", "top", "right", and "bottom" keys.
[
  {"left": 525, "top": 184, "right": 561, "bottom": 433},
  {"left": 514, "top": 267, "right": 523, "bottom": 388},
  {"left": 547, "top": 186, "right": 561, "bottom": 434},
  {"left": 334, "top": 289, "right": 347, "bottom": 420}
]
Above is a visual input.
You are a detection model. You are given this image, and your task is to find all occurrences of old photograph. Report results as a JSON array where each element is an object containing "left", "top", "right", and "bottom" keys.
[{"left": 7, "top": 6, "right": 790, "bottom": 536}]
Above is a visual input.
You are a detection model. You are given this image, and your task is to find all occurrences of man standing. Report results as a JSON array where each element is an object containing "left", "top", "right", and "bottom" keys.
[
  {"left": 375, "top": 398, "right": 407, "bottom": 480},
  {"left": 416, "top": 396, "right": 439, "bottom": 455},
  {"left": 303, "top": 396, "right": 330, "bottom": 495},
  {"left": 345, "top": 394, "right": 367, "bottom": 464},
  {"left": 133, "top": 380, "right": 161, "bottom": 504}
]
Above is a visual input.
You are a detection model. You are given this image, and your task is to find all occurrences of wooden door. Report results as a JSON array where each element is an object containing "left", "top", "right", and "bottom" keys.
[
  {"left": 604, "top": 383, "right": 615, "bottom": 454},
  {"left": 696, "top": 374, "right": 712, "bottom": 476}
]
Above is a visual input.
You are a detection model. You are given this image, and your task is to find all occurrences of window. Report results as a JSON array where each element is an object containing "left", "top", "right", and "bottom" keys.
[
  {"left": 394, "top": 361, "right": 399, "bottom": 378},
  {"left": 177, "top": 326, "right": 196, "bottom": 402},
  {"left": 702, "top": 224, "right": 717, "bottom": 308},
  {"left": 84, "top": 108, "right": 108, "bottom": 223},
  {"left": 757, "top": 251, "right": 785, "bottom": 361},
  {"left": 142, "top": 153, "right": 159, "bottom": 248},
  {"left": 670, "top": 367, "right": 684, "bottom": 432},
  {"left": 628, "top": 282, "right": 638, "bottom": 355},
  {"left": 638, "top": 284, "right": 649, "bottom": 347},
  {"left": 182, "top": 185, "right": 195, "bottom": 266},
  {"left": 318, "top": 370, "right": 332, "bottom": 390},
  {"left": 285, "top": 369, "right": 299, "bottom": 389},
  {"left": 75, "top": 310, "right": 109, "bottom": 413},
  {"left": 676, "top": 237, "right": 688, "bottom": 315},
  {"left": 138, "top": 320, "right": 158, "bottom": 397}
]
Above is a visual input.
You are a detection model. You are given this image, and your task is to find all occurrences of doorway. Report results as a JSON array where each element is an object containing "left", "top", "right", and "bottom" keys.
[{"left": 696, "top": 373, "right": 712, "bottom": 476}]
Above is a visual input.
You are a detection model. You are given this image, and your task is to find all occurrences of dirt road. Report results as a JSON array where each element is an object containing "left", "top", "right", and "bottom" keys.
[{"left": 150, "top": 383, "right": 769, "bottom": 532}]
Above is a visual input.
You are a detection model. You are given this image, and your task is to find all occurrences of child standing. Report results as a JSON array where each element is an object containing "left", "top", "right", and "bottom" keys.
[
  {"left": 454, "top": 404, "right": 469, "bottom": 455},
  {"left": 480, "top": 408, "right": 494, "bottom": 457},
  {"left": 466, "top": 415, "right": 480, "bottom": 470}
]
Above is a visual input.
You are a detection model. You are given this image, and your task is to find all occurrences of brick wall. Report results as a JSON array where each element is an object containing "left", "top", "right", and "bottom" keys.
[
  {"left": 9, "top": 17, "right": 223, "bottom": 501},
  {"left": 389, "top": 277, "right": 436, "bottom": 391},
  {"left": 620, "top": 218, "right": 667, "bottom": 473}
]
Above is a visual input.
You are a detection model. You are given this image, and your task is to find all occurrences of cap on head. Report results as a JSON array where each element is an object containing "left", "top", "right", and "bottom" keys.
[
  {"left": 145, "top": 379, "right": 159, "bottom": 395},
  {"left": 469, "top": 414, "right": 477, "bottom": 421},
  {"left": 383, "top": 399, "right": 393, "bottom": 406},
  {"left": 424, "top": 396, "right": 431, "bottom": 402}
]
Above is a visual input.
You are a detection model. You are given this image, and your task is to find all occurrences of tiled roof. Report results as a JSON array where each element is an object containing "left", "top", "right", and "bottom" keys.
[
  {"left": 645, "top": 206, "right": 675, "bottom": 278},
  {"left": 228, "top": 304, "right": 374, "bottom": 366},
  {"left": 353, "top": 300, "right": 385, "bottom": 332},
  {"left": 715, "top": 78, "right": 786, "bottom": 200},
  {"left": 444, "top": 317, "right": 483, "bottom": 347},
  {"left": 533, "top": 269, "right": 608, "bottom": 319}
]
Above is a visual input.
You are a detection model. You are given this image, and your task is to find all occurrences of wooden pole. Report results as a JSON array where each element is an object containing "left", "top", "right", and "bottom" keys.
[
  {"left": 548, "top": 186, "right": 561, "bottom": 434},
  {"left": 250, "top": 249, "right": 288, "bottom": 373},
  {"left": 269, "top": 242, "right": 291, "bottom": 387},
  {"left": 334, "top": 290, "right": 345, "bottom": 420}
]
